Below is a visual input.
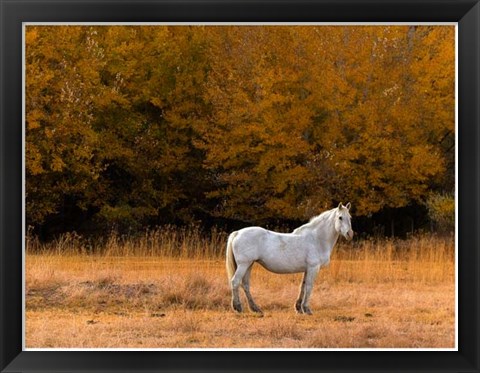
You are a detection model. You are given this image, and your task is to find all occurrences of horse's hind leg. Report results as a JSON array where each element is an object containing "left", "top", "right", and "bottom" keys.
[
  {"left": 242, "top": 264, "right": 263, "bottom": 314},
  {"left": 230, "top": 263, "right": 251, "bottom": 313},
  {"left": 295, "top": 272, "right": 307, "bottom": 313}
]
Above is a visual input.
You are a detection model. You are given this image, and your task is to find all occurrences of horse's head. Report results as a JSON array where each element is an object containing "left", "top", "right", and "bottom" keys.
[{"left": 335, "top": 202, "right": 354, "bottom": 240}]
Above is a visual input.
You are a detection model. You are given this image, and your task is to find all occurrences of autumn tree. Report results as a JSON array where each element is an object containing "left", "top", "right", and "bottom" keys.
[
  {"left": 187, "top": 27, "right": 322, "bottom": 222},
  {"left": 306, "top": 26, "right": 454, "bottom": 216},
  {"left": 26, "top": 27, "right": 105, "bottom": 226},
  {"left": 25, "top": 25, "right": 455, "bottom": 235},
  {"left": 186, "top": 26, "right": 454, "bottom": 221},
  {"left": 26, "top": 26, "right": 212, "bottom": 231}
]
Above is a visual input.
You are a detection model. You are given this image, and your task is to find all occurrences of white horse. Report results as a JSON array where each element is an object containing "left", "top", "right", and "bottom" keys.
[{"left": 226, "top": 202, "right": 353, "bottom": 315}]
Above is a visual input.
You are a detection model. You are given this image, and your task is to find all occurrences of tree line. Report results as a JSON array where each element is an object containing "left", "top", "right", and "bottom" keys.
[{"left": 26, "top": 25, "right": 455, "bottom": 237}]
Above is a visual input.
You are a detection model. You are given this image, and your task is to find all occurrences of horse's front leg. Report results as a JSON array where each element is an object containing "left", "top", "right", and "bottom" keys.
[
  {"left": 301, "top": 265, "right": 321, "bottom": 315},
  {"left": 295, "top": 272, "right": 307, "bottom": 313}
]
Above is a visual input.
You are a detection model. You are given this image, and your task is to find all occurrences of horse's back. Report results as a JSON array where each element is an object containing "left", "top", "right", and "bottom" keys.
[
  {"left": 231, "top": 227, "right": 311, "bottom": 273},
  {"left": 233, "top": 226, "right": 270, "bottom": 246}
]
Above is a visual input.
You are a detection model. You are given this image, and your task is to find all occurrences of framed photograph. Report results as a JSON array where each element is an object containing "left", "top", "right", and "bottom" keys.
[{"left": 1, "top": 0, "right": 479, "bottom": 372}]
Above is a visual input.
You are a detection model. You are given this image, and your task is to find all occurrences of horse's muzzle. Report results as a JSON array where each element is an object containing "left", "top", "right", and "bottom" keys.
[{"left": 346, "top": 230, "right": 354, "bottom": 241}]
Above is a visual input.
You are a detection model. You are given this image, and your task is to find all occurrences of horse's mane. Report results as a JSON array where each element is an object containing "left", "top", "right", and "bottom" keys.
[{"left": 292, "top": 208, "right": 335, "bottom": 234}]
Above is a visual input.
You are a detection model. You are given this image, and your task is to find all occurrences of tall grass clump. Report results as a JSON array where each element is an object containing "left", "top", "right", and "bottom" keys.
[
  {"left": 27, "top": 225, "right": 229, "bottom": 259},
  {"left": 330, "top": 233, "right": 454, "bottom": 284}
]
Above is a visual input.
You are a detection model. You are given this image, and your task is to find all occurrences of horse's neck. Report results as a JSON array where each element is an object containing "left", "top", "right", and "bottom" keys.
[{"left": 310, "top": 215, "right": 339, "bottom": 254}]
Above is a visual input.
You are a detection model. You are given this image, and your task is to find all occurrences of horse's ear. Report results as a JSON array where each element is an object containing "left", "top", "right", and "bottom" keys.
[
  {"left": 338, "top": 202, "right": 343, "bottom": 209},
  {"left": 346, "top": 202, "right": 351, "bottom": 210}
]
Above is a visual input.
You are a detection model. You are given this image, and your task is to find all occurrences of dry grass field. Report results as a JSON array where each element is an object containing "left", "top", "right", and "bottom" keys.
[{"left": 25, "top": 230, "right": 455, "bottom": 349}]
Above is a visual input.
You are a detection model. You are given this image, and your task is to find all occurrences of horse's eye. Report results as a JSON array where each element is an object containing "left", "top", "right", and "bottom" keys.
[{"left": 339, "top": 216, "right": 343, "bottom": 220}]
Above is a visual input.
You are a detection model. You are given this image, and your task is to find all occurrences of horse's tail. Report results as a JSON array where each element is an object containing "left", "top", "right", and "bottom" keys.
[{"left": 226, "top": 231, "right": 238, "bottom": 283}]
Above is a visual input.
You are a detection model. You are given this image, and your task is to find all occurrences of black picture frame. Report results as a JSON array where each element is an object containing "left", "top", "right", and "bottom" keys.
[{"left": 1, "top": 0, "right": 479, "bottom": 372}]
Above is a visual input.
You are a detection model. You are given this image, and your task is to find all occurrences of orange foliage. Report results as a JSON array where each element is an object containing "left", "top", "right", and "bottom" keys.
[{"left": 25, "top": 25, "right": 455, "bottom": 228}]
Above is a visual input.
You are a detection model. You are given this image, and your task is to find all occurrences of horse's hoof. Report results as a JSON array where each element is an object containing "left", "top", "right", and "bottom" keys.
[
  {"left": 295, "top": 302, "right": 304, "bottom": 314},
  {"left": 251, "top": 307, "right": 263, "bottom": 314},
  {"left": 302, "top": 306, "right": 313, "bottom": 315},
  {"left": 232, "top": 303, "right": 243, "bottom": 313}
]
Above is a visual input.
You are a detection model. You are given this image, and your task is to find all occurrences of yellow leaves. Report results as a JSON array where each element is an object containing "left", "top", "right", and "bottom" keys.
[
  {"left": 27, "top": 111, "right": 43, "bottom": 130},
  {"left": 51, "top": 155, "right": 65, "bottom": 172},
  {"left": 26, "top": 144, "right": 44, "bottom": 175},
  {"left": 409, "top": 145, "right": 444, "bottom": 180},
  {"left": 25, "top": 28, "right": 39, "bottom": 45},
  {"left": 150, "top": 97, "right": 164, "bottom": 109},
  {"left": 44, "top": 128, "right": 55, "bottom": 139}
]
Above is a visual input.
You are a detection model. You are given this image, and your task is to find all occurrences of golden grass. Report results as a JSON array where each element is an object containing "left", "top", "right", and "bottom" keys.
[
  {"left": 25, "top": 232, "right": 455, "bottom": 349},
  {"left": 27, "top": 226, "right": 227, "bottom": 258}
]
